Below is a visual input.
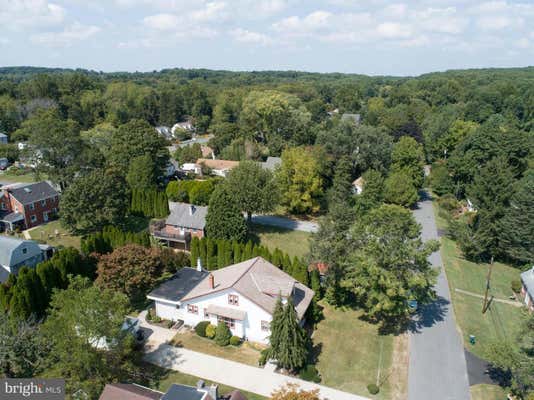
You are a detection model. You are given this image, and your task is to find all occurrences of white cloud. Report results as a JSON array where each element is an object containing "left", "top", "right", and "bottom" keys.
[
  {"left": 476, "top": 15, "right": 513, "bottom": 30},
  {"left": 143, "top": 14, "right": 180, "bottom": 30},
  {"left": 230, "top": 28, "right": 273, "bottom": 45},
  {"left": 30, "top": 22, "right": 100, "bottom": 46},
  {"left": 376, "top": 22, "right": 413, "bottom": 39},
  {"left": 0, "top": 0, "right": 65, "bottom": 30},
  {"left": 272, "top": 11, "right": 332, "bottom": 35}
]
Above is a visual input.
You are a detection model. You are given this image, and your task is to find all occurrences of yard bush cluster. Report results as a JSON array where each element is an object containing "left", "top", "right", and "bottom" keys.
[
  {"left": 81, "top": 225, "right": 150, "bottom": 254},
  {"left": 367, "top": 383, "right": 380, "bottom": 395},
  {"left": 0, "top": 248, "right": 96, "bottom": 319},
  {"left": 130, "top": 188, "right": 169, "bottom": 218},
  {"left": 511, "top": 279, "right": 522, "bottom": 293},
  {"left": 190, "top": 237, "right": 309, "bottom": 285},
  {"left": 166, "top": 179, "right": 219, "bottom": 206},
  {"left": 195, "top": 322, "right": 240, "bottom": 347},
  {"left": 299, "top": 364, "right": 321, "bottom": 383}
]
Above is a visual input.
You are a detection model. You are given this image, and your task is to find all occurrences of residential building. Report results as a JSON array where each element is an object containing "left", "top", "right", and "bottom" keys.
[
  {"left": 520, "top": 266, "right": 534, "bottom": 312},
  {"left": 352, "top": 176, "right": 365, "bottom": 195},
  {"left": 0, "top": 181, "right": 59, "bottom": 231},
  {"left": 147, "top": 256, "right": 315, "bottom": 344},
  {"left": 0, "top": 236, "right": 53, "bottom": 283},
  {"left": 0, "top": 133, "right": 7, "bottom": 144},
  {"left": 172, "top": 120, "right": 195, "bottom": 136},
  {"left": 151, "top": 202, "right": 207, "bottom": 249},
  {"left": 196, "top": 159, "right": 239, "bottom": 177},
  {"left": 341, "top": 113, "right": 361, "bottom": 125},
  {"left": 156, "top": 126, "right": 173, "bottom": 140},
  {"left": 260, "top": 156, "right": 281, "bottom": 172},
  {"left": 99, "top": 381, "right": 222, "bottom": 400},
  {"left": 201, "top": 145, "right": 215, "bottom": 159}
]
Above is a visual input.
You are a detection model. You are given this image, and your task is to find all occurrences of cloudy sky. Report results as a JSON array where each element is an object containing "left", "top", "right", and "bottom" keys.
[{"left": 1, "top": 0, "right": 533, "bottom": 75}]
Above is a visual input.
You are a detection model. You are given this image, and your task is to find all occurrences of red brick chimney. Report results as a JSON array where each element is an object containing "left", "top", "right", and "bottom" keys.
[{"left": 208, "top": 274, "right": 214, "bottom": 289}]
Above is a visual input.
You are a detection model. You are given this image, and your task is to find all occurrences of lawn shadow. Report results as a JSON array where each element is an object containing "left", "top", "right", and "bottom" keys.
[{"left": 408, "top": 295, "right": 450, "bottom": 334}]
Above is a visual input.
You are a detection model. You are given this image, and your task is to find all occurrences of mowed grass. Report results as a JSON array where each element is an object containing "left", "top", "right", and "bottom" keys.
[
  {"left": 142, "top": 363, "right": 267, "bottom": 400},
  {"left": 249, "top": 224, "right": 311, "bottom": 259},
  {"left": 431, "top": 201, "right": 526, "bottom": 360},
  {"left": 170, "top": 330, "right": 264, "bottom": 367},
  {"left": 27, "top": 220, "right": 81, "bottom": 249},
  {"left": 312, "top": 303, "right": 407, "bottom": 400},
  {"left": 470, "top": 384, "right": 508, "bottom": 400}
]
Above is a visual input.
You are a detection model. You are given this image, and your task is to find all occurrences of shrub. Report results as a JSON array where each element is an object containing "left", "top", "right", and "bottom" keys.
[
  {"left": 258, "top": 348, "right": 270, "bottom": 366},
  {"left": 167, "top": 320, "right": 174, "bottom": 328},
  {"left": 195, "top": 321, "right": 210, "bottom": 337},
  {"left": 438, "top": 194, "right": 460, "bottom": 212},
  {"left": 511, "top": 279, "right": 522, "bottom": 293},
  {"left": 205, "top": 323, "right": 216, "bottom": 339},
  {"left": 229, "top": 336, "right": 241, "bottom": 346},
  {"left": 299, "top": 364, "right": 321, "bottom": 383},
  {"left": 215, "top": 322, "right": 232, "bottom": 346},
  {"left": 367, "top": 384, "right": 380, "bottom": 395}
]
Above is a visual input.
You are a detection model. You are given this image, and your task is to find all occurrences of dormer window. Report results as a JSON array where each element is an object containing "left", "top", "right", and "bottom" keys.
[
  {"left": 228, "top": 294, "right": 239, "bottom": 306},
  {"left": 41, "top": 199, "right": 46, "bottom": 207},
  {"left": 22, "top": 248, "right": 27, "bottom": 254}
]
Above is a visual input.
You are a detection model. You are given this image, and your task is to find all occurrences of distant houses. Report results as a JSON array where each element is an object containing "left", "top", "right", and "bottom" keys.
[
  {"left": 0, "top": 236, "right": 53, "bottom": 283},
  {"left": 520, "top": 266, "right": 534, "bottom": 312},
  {"left": 0, "top": 181, "right": 59, "bottom": 231},
  {"left": 341, "top": 113, "right": 361, "bottom": 126},
  {"left": 260, "top": 156, "right": 281, "bottom": 172},
  {"left": 352, "top": 176, "right": 365, "bottom": 195},
  {"left": 0, "top": 132, "right": 8, "bottom": 144},
  {"left": 196, "top": 159, "right": 239, "bottom": 178}
]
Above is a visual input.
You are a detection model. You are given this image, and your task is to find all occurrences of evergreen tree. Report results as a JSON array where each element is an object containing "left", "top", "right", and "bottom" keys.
[
  {"left": 206, "top": 238, "right": 217, "bottom": 270},
  {"left": 215, "top": 322, "right": 232, "bottom": 346},
  {"left": 310, "top": 269, "right": 322, "bottom": 299},
  {"left": 268, "top": 297, "right": 308, "bottom": 371},
  {"left": 232, "top": 241, "right": 241, "bottom": 264},
  {"left": 205, "top": 185, "right": 247, "bottom": 242},
  {"left": 190, "top": 237, "right": 200, "bottom": 267}
]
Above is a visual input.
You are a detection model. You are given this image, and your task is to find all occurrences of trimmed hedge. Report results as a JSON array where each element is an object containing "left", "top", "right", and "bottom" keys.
[
  {"left": 229, "top": 336, "right": 241, "bottom": 346},
  {"left": 206, "top": 324, "right": 216, "bottom": 339},
  {"left": 81, "top": 225, "right": 150, "bottom": 255},
  {"left": 299, "top": 364, "right": 321, "bottom": 383},
  {"left": 367, "top": 384, "right": 380, "bottom": 395},
  {"left": 215, "top": 322, "right": 232, "bottom": 346}
]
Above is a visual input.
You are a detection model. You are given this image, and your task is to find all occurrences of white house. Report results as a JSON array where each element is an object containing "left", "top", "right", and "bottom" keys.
[
  {"left": 0, "top": 236, "right": 53, "bottom": 283},
  {"left": 520, "top": 266, "right": 534, "bottom": 312},
  {"left": 352, "top": 176, "right": 365, "bottom": 195},
  {"left": 147, "top": 257, "right": 315, "bottom": 344}
]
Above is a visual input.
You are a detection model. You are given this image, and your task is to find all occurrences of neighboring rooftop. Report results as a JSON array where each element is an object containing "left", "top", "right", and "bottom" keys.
[
  {"left": 341, "top": 113, "right": 361, "bottom": 125},
  {"left": 0, "top": 133, "right": 7, "bottom": 138},
  {"left": 4, "top": 181, "right": 58, "bottom": 205},
  {"left": 161, "top": 384, "right": 212, "bottom": 400},
  {"left": 260, "top": 156, "right": 281, "bottom": 171},
  {"left": 226, "top": 390, "right": 249, "bottom": 400},
  {"left": 196, "top": 158, "right": 239, "bottom": 171},
  {"left": 99, "top": 384, "right": 162, "bottom": 400},
  {"left": 166, "top": 202, "right": 208, "bottom": 230},
  {"left": 0, "top": 236, "right": 42, "bottom": 268},
  {"left": 521, "top": 266, "right": 534, "bottom": 299}
]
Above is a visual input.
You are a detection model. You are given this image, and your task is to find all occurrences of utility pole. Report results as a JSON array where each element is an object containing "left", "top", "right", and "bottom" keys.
[{"left": 482, "top": 256, "right": 494, "bottom": 314}]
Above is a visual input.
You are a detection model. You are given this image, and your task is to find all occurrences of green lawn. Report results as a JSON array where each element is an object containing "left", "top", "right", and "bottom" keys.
[
  {"left": 27, "top": 220, "right": 81, "bottom": 249},
  {"left": 142, "top": 363, "right": 267, "bottom": 400},
  {"left": 432, "top": 201, "right": 526, "bottom": 359},
  {"left": 312, "top": 303, "right": 407, "bottom": 400},
  {"left": 470, "top": 384, "right": 508, "bottom": 400},
  {"left": 170, "top": 330, "right": 264, "bottom": 367},
  {"left": 249, "top": 224, "right": 311, "bottom": 259},
  {"left": 0, "top": 170, "right": 39, "bottom": 183}
]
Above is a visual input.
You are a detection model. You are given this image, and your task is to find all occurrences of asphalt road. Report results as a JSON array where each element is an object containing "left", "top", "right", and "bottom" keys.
[
  {"left": 408, "top": 192, "right": 470, "bottom": 400},
  {"left": 250, "top": 214, "right": 319, "bottom": 233}
]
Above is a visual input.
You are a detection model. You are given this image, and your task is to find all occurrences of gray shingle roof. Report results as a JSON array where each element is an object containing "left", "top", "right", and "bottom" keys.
[
  {"left": 7, "top": 181, "right": 58, "bottom": 205},
  {"left": 521, "top": 267, "right": 534, "bottom": 298},
  {"left": 148, "top": 267, "right": 209, "bottom": 303},
  {"left": 182, "top": 257, "right": 314, "bottom": 319},
  {"left": 166, "top": 202, "right": 208, "bottom": 230},
  {"left": 260, "top": 157, "right": 281, "bottom": 171},
  {"left": 341, "top": 113, "right": 361, "bottom": 125},
  {"left": 161, "top": 384, "right": 208, "bottom": 400},
  {"left": 0, "top": 212, "right": 24, "bottom": 223},
  {"left": 0, "top": 133, "right": 7, "bottom": 138}
]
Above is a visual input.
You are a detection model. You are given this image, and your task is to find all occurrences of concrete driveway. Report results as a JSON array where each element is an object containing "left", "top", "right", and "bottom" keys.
[
  {"left": 408, "top": 192, "right": 470, "bottom": 400},
  {"left": 251, "top": 215, "right": 319, "bottom": 233}
]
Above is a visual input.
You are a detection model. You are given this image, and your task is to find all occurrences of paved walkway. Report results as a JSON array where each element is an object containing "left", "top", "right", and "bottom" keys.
[
  {"left": 251, "top": 215, "right": 319, "bottom": 233},
  {"left": 408, "top": 192, "right": 470, "bottom": 400},
  {"left": 138, "top": 311, "right": 369, "bottom": 400},
  {"left": 454, "top": 288, "right": 523, "bottom": 307}
]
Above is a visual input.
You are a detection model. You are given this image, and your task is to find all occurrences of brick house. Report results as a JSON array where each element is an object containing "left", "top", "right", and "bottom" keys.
[
  {"left": 150, "top": 202, "right": 207, "bottom": 250},
  {"left": 0, "top": 181, "right": 59, "bottom": 231}
]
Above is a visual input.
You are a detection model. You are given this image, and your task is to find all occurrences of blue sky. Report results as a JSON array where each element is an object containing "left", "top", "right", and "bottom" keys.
[{"left": 1, "top": 0, "right": 533, "bottom": 76}]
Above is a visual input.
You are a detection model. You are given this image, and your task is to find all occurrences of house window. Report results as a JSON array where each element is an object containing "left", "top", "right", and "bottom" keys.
[
  {"left": 43, "top": 212, "right": 49, "bottom": 222},
  {"left": 41, "top": 199, "right": 46, "bottom": 207},
  {"left": 187, "top": 305, "right": 198, "bottom": 314},
  {"left": 29, "top": 203, "right": 35, "bottom": 210},
  {"left": 228, "top": 294, "right": 239, "bottom": 306},
  {"left": 261, "top": 320, "right": 270, "bottom": 331},
  {"left": 22, "top": 248, "right": 27, "bottom": 254},
  {"left": 30, "top": 215, "right": 37, "bottom": 223},
  {"left": 176, "top": 304, "right": 181, "bottom": 309},
  {"left": 217, "top": 316, "right": 235, "bottom": 329}
]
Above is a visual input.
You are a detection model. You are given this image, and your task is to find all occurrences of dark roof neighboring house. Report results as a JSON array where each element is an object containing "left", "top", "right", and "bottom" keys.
[
  {"left": 166, "top": 202, "right": 208, "bottom": 230},
  {"left": 260, "top": 156, "right": 281, "bottom": 171},
  {"left": 226, "top": 390, "right": 248, "bottom": 400},
  {"left": 521, "top": 267, "right": 534, "bottom": 299},
  {"left": 341, "top": 113, "right": 361, "bottom": 125},
  {"left": 161, "top": 384, "right": 212, "bottom": 400},
  {"left": 148, "top": 267, "right": 209, "bottom": 303},
  {"left": 99, "top": 384, "right": 162, "bottom": 400},
  {"left": 6, "top": 181, "right": 58, "bottom": 205}
]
